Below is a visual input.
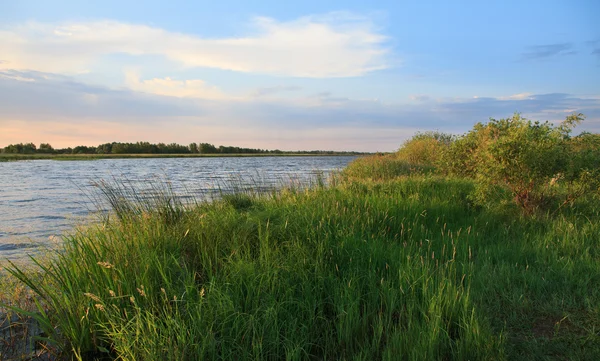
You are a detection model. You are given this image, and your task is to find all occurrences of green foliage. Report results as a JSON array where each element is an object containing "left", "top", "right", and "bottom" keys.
[
  {"left": 342, "top": 154, "right": 433, "bottom": 180},
  {"left": 72, "top": 145, "right": 97, "bottom": 154},
  {"left": 38, "top": 143, "right": 55, "bottom": 153},
  {"left": 396, "top": 131, "right": 455, "bottom": 166},
  {"left": 441, "top": 113, "right": 599, "bottom": 213},
  {"left": 198, "top": 142, "right": 218, "bottom": 154},
  {"left": 2, "top": 143, "right": 37, "bottom": 154},
  {"left": 568, "top": 132, "right": 600, "bottom": 177}
]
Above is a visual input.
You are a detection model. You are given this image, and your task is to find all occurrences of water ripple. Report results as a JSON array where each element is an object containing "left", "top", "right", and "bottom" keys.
[{"left": 0, "top": 156, "right": 356, "bottom": 261}]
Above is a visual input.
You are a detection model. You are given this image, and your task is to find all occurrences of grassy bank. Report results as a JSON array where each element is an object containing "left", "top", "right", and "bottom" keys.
[
  {"left": 3, "top": 158, "right": 599, "bottom": 360},
  {"left": 0, "top": 153, "right": 365, "bottom": 162}
]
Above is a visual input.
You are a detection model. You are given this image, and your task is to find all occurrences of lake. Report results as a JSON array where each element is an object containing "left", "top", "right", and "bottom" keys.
[{"left": 0, "top": 156, "right": 356, "bottom": 263}]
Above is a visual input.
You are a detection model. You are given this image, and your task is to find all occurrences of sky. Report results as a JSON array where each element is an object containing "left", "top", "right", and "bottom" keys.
[{"left": 1, "top": 0, "right": 599, "bottom": 151}]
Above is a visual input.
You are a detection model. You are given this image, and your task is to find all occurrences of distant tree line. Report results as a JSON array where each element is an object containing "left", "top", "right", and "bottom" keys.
[{"left": 1, "top": 141, "right": 365, "bottom": 155}]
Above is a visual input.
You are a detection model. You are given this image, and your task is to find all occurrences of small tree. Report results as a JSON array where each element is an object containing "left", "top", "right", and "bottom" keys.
[
  {"left": 3, "top": 143, "right": 36, "bottom": 154},
  {"left": 198, "top": 143, "right": 217, "bottom": 154},
  {"left": 3, "top": 143, "right": 22, "bottom": 153},
  {"left": 38, "top": 143, "right": 55, "bottom": 153}
]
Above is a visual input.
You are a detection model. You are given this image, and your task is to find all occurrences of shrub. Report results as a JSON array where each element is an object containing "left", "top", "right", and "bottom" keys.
[
  {"left": 441, "top": 113, "right": 600, "bottom": 213},
  {"left": 342, "top": 154, "right": 432, "bottom": 180},
  {"left": 396, "top": 131, "right": 454, "bottom": 166}
]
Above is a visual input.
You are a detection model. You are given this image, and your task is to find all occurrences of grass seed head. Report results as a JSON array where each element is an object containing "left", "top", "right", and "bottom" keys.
[
  {"left": 97, "top": 261, "right": 115, "bottom": 269},
  {"left": 84, "top": 292, "right": 101, "bottom": 302}
]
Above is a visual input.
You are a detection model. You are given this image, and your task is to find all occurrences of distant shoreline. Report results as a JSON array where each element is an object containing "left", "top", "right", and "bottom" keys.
[{"left": 0, "top": 153, "right": 370, "bottom": 162}]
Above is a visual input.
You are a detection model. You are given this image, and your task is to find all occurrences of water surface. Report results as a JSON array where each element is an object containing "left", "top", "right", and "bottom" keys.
[{"left": 0, "top": 156, "right": 355, "bottom": 262}]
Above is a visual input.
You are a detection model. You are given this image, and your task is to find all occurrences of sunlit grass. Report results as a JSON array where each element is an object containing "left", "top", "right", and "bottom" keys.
[{"left": 341, "top": 153, "right": 434, "bottom": 181}]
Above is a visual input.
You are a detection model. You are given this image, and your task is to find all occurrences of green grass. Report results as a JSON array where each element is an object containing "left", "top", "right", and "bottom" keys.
[
  {"left": 339, "top": 153, "right": 434, "bottom": 180},
  {"left": 3, "top": 158, "right": 599, "bottom": 360}
]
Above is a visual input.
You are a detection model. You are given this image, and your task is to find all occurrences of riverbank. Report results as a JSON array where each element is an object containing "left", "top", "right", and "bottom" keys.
[
  {"left": 2, "top": 157, "right": 598, "bottom": 360},
  {"left": 0, "top": 153, "right": 370, "bottom": 162}
]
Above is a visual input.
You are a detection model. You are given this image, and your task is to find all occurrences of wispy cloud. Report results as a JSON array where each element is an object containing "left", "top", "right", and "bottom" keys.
[
  {"left": 587, "top": 39, "right": 600, "bottom": 58},
  {"left": 251, "top": 85, "right": 302, "bottom": 97},
  {"left": 408, "top": 95, "right": 431, "bottom": 102},
  {"left": 0, "top": 70, "right": 207, "bottom": 119},
  {"left": 497, "top": 93, "right": 533, "bottom": 100},
  {"left": 521, "top": 43, "right": 577, "bottom": 60},
  {"left": 0, "top": 71, "right": 35, "bottom": 82},
  {"left": 435, "top": 93, "right": 600, "bottom": 125},
  {"left": 0, "top": 13, "right": 389, "bottom": 78},
  {"left": 124, "top": 72, "right": 225, "bottom": 99}
]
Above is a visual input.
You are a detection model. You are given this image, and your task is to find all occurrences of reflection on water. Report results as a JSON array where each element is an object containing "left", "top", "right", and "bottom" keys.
[{"left": 0, "top": 156, "right": 355, "bottom": 262}]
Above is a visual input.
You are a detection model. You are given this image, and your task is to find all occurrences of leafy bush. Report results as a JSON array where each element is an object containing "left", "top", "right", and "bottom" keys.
[
  {"left": 441, "top": 113, "right": 600, "bottom": 213},
  {"left": 396, "top": 131, "right": 454, "bottom": 166},
  {"left": 568, "top": 132, "right": 600, "bottom": 178}
]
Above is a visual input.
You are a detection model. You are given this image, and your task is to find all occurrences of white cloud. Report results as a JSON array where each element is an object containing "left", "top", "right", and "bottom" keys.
[
  {"left": 125, "top": 72, "right": 225, "bottom": 99},
  {"left": 498, "top": 92, "right": 534, "bottom": 100},
  {"left": 0, "top": 71, "right": 35, "bottom": 82},
  {"left": 250, "top": 85, "right": 302, "bottom": 98},
  {"left": 0, "top": 14, "right": 389, "bottom": 78}
]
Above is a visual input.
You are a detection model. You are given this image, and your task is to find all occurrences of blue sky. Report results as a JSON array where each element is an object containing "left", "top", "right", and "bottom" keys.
[{"left": 1, "top": 0, "right": 599, "bottom": 151}]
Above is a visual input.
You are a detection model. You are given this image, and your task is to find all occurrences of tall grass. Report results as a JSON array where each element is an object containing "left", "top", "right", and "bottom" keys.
[
  {"left": 4, "top": 164, "right": 599, "bottom": 360},
  {"left": 341, "top": 154, "right": 433, "bottom": 181}
]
